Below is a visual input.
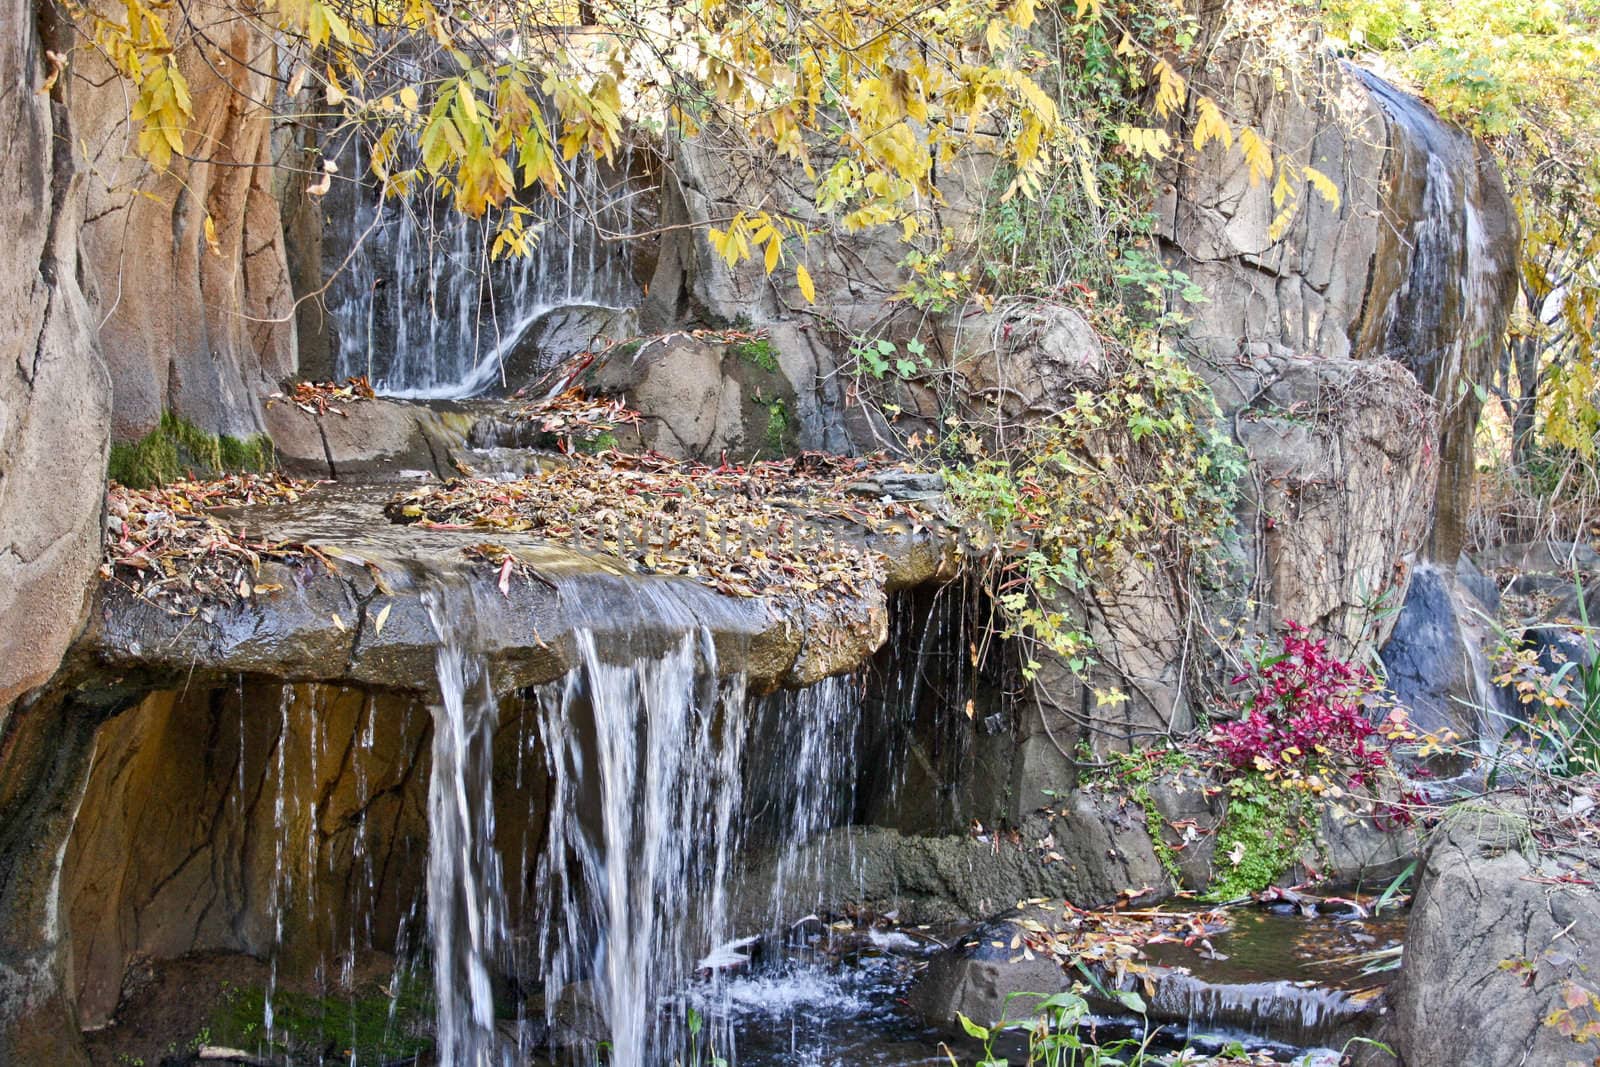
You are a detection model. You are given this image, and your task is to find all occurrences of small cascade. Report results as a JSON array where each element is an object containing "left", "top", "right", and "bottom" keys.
[
  {"left": 745, "top": 676, "right": 864, "bottom": 929},
  {"left": 1357, "top": 70, "right": 1509, "bottom": 401},
  {"left": 534, "top": 617, "right": 750, "bottom": 1066},
  {"left": 1142, "top": 974, "right": 1373, "bottom": 1051},
  {"left": 324, "top": 146, "right": 642, "bottom": 398},
  {"left": 421, "top": 578, "right": 510, "bottom": 1067}
]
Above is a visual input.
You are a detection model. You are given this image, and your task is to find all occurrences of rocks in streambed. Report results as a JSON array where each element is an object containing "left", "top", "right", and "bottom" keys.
[
  {"left": 264, "top": 395, "right": 470, "bottom": 480},
  {"left": 911, "top": 901, "right": 1401, "bottom": 1054}
]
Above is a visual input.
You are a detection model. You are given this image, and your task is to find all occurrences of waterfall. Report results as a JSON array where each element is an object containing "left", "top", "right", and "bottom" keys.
[
  {"left": 535, "top": 625, "right": 750, "bottom": 1066},
  {"left": 745, "top": 676, "right": 863, "bottom": 932},
  {"left": 325, "top": 146, "right": 642, "bottom": 398},
  {"left": 422, "top": 580, "right": 510, "bottom": 1067},
  {"left": 408, "top": 572, "right": 870, "bottom": 1066}
]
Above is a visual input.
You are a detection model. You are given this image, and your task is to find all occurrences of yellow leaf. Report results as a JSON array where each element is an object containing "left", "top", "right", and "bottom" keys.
[
  {"left": 1238, "top": 127, "right": 1273, "bottom": 186},
  {"left": 1302, "top": 164, "right": 1341, "bottom": 209},
  {"left": 1272, "top": 163, "right": 1292, "bottom": 209},
  {"left": 203, "top": 214, "right": 221, "bottom": 257},
  {"left": 1268, "top": 205, "right": 1296, "bottom": 242},
  {"left": 763, "top": 232, "right": 780, "bottom": 274},
  {"left": 1192, "top": 95, "right": 1233, "bottom": 152},
  {"left": 1152, "top": 59, "right": 1186, "bottom": 119},
  {"left": 985, "top": 18, "right": 1011, "bottom": 53},
  {"left": 399, "top": 85, "right": 420, "bottom": 111},
  {"left": 795, "top": 263, "right": 816, "bottom": 303}
]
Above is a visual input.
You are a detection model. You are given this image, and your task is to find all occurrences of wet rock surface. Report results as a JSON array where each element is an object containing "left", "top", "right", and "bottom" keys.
[
  {"left": 75, "top": 481, "right": 958, "bottom": 696},
  {"left": 912, "top": 903, "right": 1403, "bottom": 1054}
]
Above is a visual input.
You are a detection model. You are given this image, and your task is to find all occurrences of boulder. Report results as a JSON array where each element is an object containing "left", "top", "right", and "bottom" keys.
[
  {"left": 264, "top": 398, "right": 461, "bottom": 480},
  {"left": 579, "top": 326, "right": 849, "bottom": 461},
  {"left": 736, "top": 799, "right": 1183, "bottom": 929},
  {"left": 1218, "top": 354, "right": 1436, "bottom": 660},
  {"left": 945, "top": 303, "right": 1106, "bottom": 420},
  {"left": 492, "top": 304, "right": 639, "bottom": 396},
  {"left": 1378, "top": 798, "right": 1600, "bottom": 1067},
  {"left": 0, "top": 1, "right": 108, "bottom": 708},
  {"left": 1380, "top": 561, "right": 1514, "bottom": 742}
]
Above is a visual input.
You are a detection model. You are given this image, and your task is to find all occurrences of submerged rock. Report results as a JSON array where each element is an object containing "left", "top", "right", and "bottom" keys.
[{"left": 913, "top": 904, "right": 1401, "bottom": 1054}]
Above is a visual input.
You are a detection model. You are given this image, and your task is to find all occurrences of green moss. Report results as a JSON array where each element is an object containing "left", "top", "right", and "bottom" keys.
[
  {"left": 203, "top": 976, "right": 431, "bottom": 1063},
  {"left": 218, "top": 432, "right": 275, "bottom": 473},
  {"left": 734, "top": 336, "right": 779, "bottom": 373},
  {"left": 763, "top": 397, "right": 791, "bottom": 456},
  {"left": 1203, "top": 773, "right": 1305, "bottom": 901},
  {"left": 108, "top": 411, "right": 274, "bottom": 487},
  {"left": 575, "top": 429, "right": 620, "bottom": 454}
]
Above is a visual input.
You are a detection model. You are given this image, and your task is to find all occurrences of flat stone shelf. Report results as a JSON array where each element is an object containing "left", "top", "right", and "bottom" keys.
[{"left": 75, "top": 481, "right": 960, "bottom": 698}]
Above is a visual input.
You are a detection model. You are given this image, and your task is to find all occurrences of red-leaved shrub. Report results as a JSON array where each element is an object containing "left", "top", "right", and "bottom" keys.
[{"left": 1210, "top": 622, "right": 1388, "bottom": 786}]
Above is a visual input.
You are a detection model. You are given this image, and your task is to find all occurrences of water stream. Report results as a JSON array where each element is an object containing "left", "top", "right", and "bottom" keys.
[{"left": 412, "top": 576, "right": 873, "bottom": 1066}]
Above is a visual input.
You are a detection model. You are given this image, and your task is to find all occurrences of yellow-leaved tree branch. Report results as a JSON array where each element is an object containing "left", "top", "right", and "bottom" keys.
[{"left": 63, "top": 0, "right": 1335, "bottom": 303}]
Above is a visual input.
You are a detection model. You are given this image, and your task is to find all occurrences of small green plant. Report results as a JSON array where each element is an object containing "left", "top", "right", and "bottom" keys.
[
  {"left": 763, "top": 396, "right": 791, "bottom": 456},
  {"left": 1490, "top": 569, "right": 1600, "bottom": 777},
  {"left": 896, "top": 244, "right": 970, "bottom": 311},
  {"left": 1203, "top": 771, "right": 1306, "bottom": 901},
  {"left": 574, "top": 429, "right": 620, "bottom": 455},
  {"left": 953, "top": 987, "right": 1152, "bottom": 1067},
  {"left": 680, "top": 1005, "right": 728, "bottom": 1067},
  {"left": 945, "top": 335, "right": 1244, "bottom": 680},
  {"left": 733, "top": 336, "right": 779, "bottom": 373},
  {"left": 851, "top": 335, "right": 932, "bottom": 381}
]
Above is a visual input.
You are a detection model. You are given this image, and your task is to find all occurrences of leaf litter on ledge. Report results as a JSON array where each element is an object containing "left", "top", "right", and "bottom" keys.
[{"left": 386, "top": 451, "right": 936, "bottom": 606}]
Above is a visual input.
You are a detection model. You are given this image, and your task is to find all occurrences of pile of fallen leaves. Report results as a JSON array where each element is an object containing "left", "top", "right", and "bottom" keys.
[
  {"left": 504, "top": 387, "right": 642, "bottom": 447},
  {"left": 385, "top": 452, "right": 934, "bottom": 602},
  {"left": 268, "top": 376, "right": 377, "bottom": 416},
  {"left": 103, "top": 475, "right": 313, "bottom": 614}
]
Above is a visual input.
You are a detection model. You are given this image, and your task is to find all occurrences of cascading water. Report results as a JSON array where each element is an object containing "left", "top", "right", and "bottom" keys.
[
  {"left": 744, "top": 676, "right": 864, "bottom": 932},
  {"left": 422, "top": 579, "right": 510, "bottom": 1066},
  {"left": 405, "top": 571, "right": 874, "bottom": 1067},
  {"left": 324, "top": 145, "right": 642, "bottom": 398},
  {"left": 535, "top": 623, "right": 750, "bottom": 1066}
]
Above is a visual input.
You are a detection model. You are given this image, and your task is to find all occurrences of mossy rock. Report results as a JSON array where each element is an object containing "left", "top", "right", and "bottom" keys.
[
  {"left": 201, "top": 976, "right": 433, "bottom": 1064},
  {"left": 109, "top": 411, "right": 275, "bottom": 488}
]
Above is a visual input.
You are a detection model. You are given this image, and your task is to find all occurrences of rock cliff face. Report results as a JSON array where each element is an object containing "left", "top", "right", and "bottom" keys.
[
  {"left": 71, "top": 0, "right": 297, "bottom": 441},
  {"left": 0, "top": 5, "right": 110, "bottom": 1061},
  {"left": 1158, "top": 44, "right": 1518, "bottom": 566}
]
